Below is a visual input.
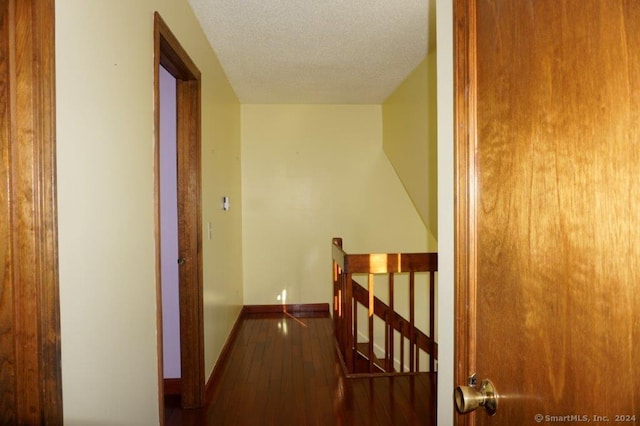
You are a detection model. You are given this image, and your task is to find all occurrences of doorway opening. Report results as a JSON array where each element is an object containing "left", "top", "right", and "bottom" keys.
[
  {"left": 154, "top": 12, "right": 205, "bottom": 417},
  {"left": 159, "top": 64, "right": 181, "bottom": 397}
]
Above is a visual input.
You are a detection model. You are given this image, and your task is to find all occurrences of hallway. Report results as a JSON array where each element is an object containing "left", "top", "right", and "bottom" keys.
[{"left": 165, "top": 311, "right": 436, "bottom": 425}]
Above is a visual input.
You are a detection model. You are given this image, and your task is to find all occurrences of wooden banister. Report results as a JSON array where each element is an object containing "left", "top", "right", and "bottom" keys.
[{"left": 331, "top": 238, "right": 438, "bottom": 377}]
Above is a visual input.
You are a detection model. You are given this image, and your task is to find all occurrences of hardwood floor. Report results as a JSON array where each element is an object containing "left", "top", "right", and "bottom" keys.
[{"left": 165, "top": 311, "right": 436, "bottom": 426}]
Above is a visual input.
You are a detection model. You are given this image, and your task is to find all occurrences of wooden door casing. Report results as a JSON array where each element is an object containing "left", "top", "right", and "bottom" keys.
[
  {"left": 154, "top": 13, "right": 205, "bottom": 415},
  {"left": 0, "top": 0, "right": 62, "bottom": 423},
  {"left": 455, "top": 1, "right": 640, "bottom": 424}
]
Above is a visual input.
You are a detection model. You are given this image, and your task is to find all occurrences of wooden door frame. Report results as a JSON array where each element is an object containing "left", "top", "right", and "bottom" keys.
[
  {"left": 0, "top": 0, "right": 62, "bottom": 423},
  {"left": 153, "top": 12, "right": 205, "bottom": 414},
  {"left": 453, "top": 0, "right": 477, "bottom": 425}
]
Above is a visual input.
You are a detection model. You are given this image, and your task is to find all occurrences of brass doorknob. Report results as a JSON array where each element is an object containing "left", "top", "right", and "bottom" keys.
[{"left": 455, "top": 379, "right": 498, "bottom": 415}]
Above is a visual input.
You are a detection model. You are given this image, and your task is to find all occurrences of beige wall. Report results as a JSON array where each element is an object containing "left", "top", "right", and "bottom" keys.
[
  {"left": 56, "top": 1, "right": 242, "bottom": 424},
  {"left": 241, "top": 105, "right": 434, "bottom": 307},
  {"left": 54, "top": 0, "right": 455, "bottom": 424},
  {"left": 381, "top": 56, "right": 438, "bottom": 368},
  {"left": 383, "top": 51, "right": 438, "bottom": 239},
  {"left": 436, "top": 0, "right": 456, "bottom": 422}
]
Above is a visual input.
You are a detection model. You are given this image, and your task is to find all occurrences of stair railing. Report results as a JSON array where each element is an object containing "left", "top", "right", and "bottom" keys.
[{"left": 332, "top": 237, "right": 438, "bottom": 376}]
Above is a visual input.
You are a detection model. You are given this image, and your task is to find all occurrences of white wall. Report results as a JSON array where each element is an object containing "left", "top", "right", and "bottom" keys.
[
  {"left": 436, "top": 0, "right": 455, "bottom": 423},
  {"left": 56, "top": 1, "right": 242, "bottom": 424}
]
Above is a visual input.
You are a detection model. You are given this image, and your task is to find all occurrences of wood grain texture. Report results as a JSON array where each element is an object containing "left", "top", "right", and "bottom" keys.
[
  {"left": 351, "top": 282, "right": 437, "bottom": 360},
  {"left": 205, "top": 306, "right": 246, "bottom": 404},
  {"left": 166, "top": 312, "right": 437, "bottom": 426},
  {"left": 0, "top": 3, "right": 16, "bottom": 423},
  {"left": 332, "top": 239, "right": 438, "bottom": 274},
  {"left": 454, "top": 0, "right": 478, "bottom": 422},
  {"left": 457, "top": 0, "right": 640, "bottom": 423},
  {"left": 0, "top": 0, "right": 61, "bottom": 423},
  {"left": 176, "top": 77, "right": 205, "bottom": 409},
  {"left": 154, "top": 12, "right": 205, "bottom": 414},
  {"left": 332, "top": 239, "right": 438, "bottom": 378},
  {"left": 242, "top": 304, "right": 330, "bottom": 315}
]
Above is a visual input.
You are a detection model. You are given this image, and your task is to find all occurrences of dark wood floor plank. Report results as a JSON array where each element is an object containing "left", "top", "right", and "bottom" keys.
[{"left": 166, "top": 311, "right": 436, "bottom": 425}]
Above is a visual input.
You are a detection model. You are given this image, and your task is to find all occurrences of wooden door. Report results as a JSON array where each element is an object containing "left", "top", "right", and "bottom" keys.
[{"left": 455, "top": 1, "right": 640, "bottom": 424}]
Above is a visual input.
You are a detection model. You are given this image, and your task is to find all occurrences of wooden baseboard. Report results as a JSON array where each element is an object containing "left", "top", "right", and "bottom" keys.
[
  {"left": 242, "top": 303, "right": 330, "bottom": 315},
  {"left": 205, "top": 306, "right": 246, "bottom": 403},
  {"left": 164, "top": 378, "right": 181, "bottom": 396},
  {"left": 204, "top": 303, "right": 330, "bottom": 403}
]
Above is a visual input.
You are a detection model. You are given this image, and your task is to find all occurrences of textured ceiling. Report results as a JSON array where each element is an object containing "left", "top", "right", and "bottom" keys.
[{"left": 187, "top": 0, "right": 435, "bottom": 104}]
